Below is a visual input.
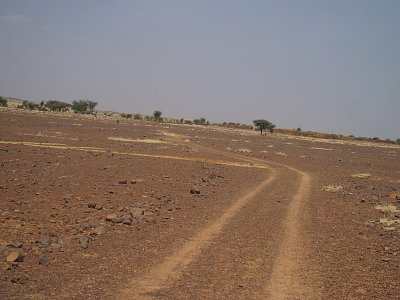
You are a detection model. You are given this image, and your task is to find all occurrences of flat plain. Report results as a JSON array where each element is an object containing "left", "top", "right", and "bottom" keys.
[{"left": 1, "top": 109, "right": 399, "bottom": 299}]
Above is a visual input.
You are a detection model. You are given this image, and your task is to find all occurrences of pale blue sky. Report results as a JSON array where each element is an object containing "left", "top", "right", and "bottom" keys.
[{"left": 1, "top": 1, "right": 399, "bottom": 139}]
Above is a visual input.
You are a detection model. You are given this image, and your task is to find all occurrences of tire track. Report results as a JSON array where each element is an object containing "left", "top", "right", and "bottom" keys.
[{"left": 119, "top": 172, "right": 277, "bottom": 299}]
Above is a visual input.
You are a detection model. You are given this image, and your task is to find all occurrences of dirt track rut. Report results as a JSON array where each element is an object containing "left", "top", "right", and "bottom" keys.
[{"left": 120, "top": 135, "right": 317, "bottom": 299}]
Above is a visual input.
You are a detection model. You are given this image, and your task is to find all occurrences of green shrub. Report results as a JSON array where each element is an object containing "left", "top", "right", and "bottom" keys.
[
  {"left": 20, "top": 100, "right": 40, "bottom": 110},
  {"left": 72, "top": 100, "right": 98, "bottom": 114},
  {"left": 133, "top": 113, "right": 142, "bottom": 120}
]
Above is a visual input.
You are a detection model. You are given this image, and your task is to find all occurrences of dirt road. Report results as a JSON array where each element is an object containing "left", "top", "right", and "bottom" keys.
[{"left": 1, "top": 110, "right": 399, "bottom": 299}]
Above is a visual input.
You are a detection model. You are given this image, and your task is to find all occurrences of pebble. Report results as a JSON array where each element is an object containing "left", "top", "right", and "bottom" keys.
[
  {"left": 38, "top": 256, "right": 50, "bottom": 266},
  {"left": 190, "top": 188, "right": 201, "bottom": 195},
  {"left": 79, "top": 236, "right": 90, "bottom": 249}
]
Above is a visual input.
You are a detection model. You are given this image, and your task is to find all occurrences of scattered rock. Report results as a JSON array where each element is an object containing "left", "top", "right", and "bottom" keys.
[
  {"left": 36, "top": 235, "right": 50, "bottom": 248},
  {"left": 190, "top": 188, "right": 201, "bottom": 195},
  {"left": 79, "top": 236, "right": 90, "bottom": 249},
  {"left": 322, "top": 185, "right": 343, "bottom": 193},
  {"left": 106, "top": 213, "right": 122, "bottom": 223},
  {"left": 93, "top": 225, "right": 105, "bottom": 235},
  {"left": 38, "top": 256, "right": 50, "bottom": 266},
  {"left": 6, "top": 249, "right": 25, "bottom": 263},
  {"left": 118, "top": 179, "right": 128, "bottom": 184},
  {"left": 12, "top": 241, "right": 23, "bottom": 248},
  {"left": 88, "top": 202, "right": 97, "bottom": 209},
  {"left": 10, "top": 274, "right": 29, "bottom": 284},
  {"left": 130, "top": 208, "right": 145, "bottom": 218}
]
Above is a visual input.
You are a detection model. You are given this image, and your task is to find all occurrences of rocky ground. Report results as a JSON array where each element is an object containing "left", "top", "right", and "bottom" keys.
[{"left": 0, "top": 109, "right": 399, "bottom": 299}]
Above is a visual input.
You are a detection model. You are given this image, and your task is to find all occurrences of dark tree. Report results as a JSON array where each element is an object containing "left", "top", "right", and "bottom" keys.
[
  {"left": 153, "top": 110, "right": 162, "bottom": 121},
  {"left": 253, "top": 119, "right": 276, "bottom": 135}
]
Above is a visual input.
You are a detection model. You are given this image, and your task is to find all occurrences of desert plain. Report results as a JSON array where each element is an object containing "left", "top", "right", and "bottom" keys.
[{"left": 0, "top": 109, "right": 399, "bottom": 299}]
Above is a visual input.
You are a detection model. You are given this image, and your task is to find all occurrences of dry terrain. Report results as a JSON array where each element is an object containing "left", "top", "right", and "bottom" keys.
[{"left": 0, "top": 109, "right": 399, "bottom": 299}]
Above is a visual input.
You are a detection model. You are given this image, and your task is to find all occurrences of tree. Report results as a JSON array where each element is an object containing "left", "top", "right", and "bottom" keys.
[
  {"left": 253, "top": 119, "right": 276, "bottom": 135},
  {"left": 193, "top": 117, "right": 208, "bottom": 125},
  {"left": 87, "top": 100, "right": 98, "bottom": 112},
  {"left": 72, "top": 100, "right": 97, "bottom": 114},
  {"left": 153, "top": 110, "right": 162, "bottom": 121},
  {"left": 0, "top": 96, "right": 7, "bottom": 107}
]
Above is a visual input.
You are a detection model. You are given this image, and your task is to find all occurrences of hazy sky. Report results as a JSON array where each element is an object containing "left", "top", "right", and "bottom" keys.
[{"left": 1, "top": 1, "right": 399, "bottom": 139}]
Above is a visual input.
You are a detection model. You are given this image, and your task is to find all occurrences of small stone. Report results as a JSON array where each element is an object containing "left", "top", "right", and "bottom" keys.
[
  {"left": 79, "top": 236, "right": 90, "bottom": 249},
  {"left": 130, "top": 208, "right": 144, "bottom": 217},
  {"left": 38, "top": 256, "right": 50, "bottom": 266},
  {"left": 12, "top": 241, "right": 23, "bottom": 248},
  {"left": 106, "top": 213, "right": 118, "bottom": 222},
  {"left": 60, "top": 236, "right": 73, "bottom": 246},
  {"left": 190, "top": 188, "right": 200, "bottom": 195},
  {"left": 10, "top": 274, "right": 29, "bottom": 284},
  {"left": 6, "top": 249, "right": 25, "bottom": 263},
  {"left": 49, "top": 243, "right": 62, "bottom": 251},
  {"left": 88, "top": 202, "right": 97, "bottom": 209},
  {"left": 122, "top": 219, "right": 132, "bottom": 225},
  {"left": 93, "top": 226, "right": 105, "bottom": 235},
  {"left": 119, "top": 179, "right": 128, "bottom": 184},
  {"left": 36, "top": 235, "right": 50, "bottom": 248}
]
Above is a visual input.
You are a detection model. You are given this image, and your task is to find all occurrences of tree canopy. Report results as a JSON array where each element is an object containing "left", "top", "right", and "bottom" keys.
[{"left": 253, "top": 119, "right": 276, "bottom": 135}]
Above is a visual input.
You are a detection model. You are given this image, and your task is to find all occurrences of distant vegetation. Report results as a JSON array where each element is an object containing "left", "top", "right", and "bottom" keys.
[
  {"left": 193, "top": 117, "right": 209, "bottom": 126},
  {"left": 44, "top": 100, "right": 71, "bottom": 112},
  {"left": 253, "top": 119, "right": 276, "bottom": 135},
  {"left": 0, "top": 96, "right": 8, "bottom": 107},
  {"left": 4, "top": 95, "right": 399, "bottom": 145},
  {"left": 72, "top": 100, "right": 98, "bottom": 114},
  {"left": 120, "top": 113, "right": 132, "bottom": 119},
  {"left": 153, "top": 110, "right": 162, "bottom": 122},
  {"left": 18, "top": 100, "right": 40, "bottom": 110}
]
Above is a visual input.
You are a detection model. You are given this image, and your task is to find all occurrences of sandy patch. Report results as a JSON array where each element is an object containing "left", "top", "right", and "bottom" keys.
[
  {"left": 275, "top": 152, "right": 287, "bottom": 156},
  {"left": 108, "top": 137, "right": 169, "bottom": 144},
  {"left": 350, "top": 173, "right": 371, "bottom": 179},
  {"left": 310, "top": 147, "right": 333, "bottom": 151}
]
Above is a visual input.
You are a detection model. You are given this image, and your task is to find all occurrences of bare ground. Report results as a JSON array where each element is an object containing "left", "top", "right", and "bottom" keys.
[{"left": 0, "top": 109, "right": 399, "bottom": 299}]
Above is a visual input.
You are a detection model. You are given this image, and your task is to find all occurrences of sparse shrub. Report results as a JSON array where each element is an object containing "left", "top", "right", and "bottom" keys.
[
  {"left": 44, "top": 100, "right": 71, "bottom": 112},
  {"left": 72, "top": 100, "right": 98, "bottom": 114},
  {"left": 396, "top": 139, "right": 400, "bottom": 145},
  {"left": 297, "top": 127, "right": 301, "bottom": 132},
  {"left": 133, "top": 113, "right": 142, "bottom": 120},
  {"left": 0, "top": 96, "right": 8, "bottom": 107}
]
